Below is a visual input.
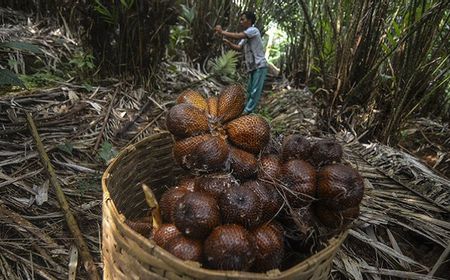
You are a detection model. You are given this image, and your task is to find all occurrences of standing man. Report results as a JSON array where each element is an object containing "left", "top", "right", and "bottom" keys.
[{"left": 214, "top": 11, "right": 268, "bottom": 114}]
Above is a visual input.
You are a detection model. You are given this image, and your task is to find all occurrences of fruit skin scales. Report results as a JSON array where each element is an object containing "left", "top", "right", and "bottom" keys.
[
  {"left": 203, "top": 224, "right": 255, "bottom": 271},
  {"left": 165, "top": 236, "right": 203, "bottom": 262},
  {"left": 219, "top": 184, "right": 263, "bottom": 229},
  {"left": 193, "top": 136, "right": 229, "bottom": 170},
  {"left": 153, "top": 224, "right": 182, "bottom": 248},
  {"left": 228, "top": 146, "right": 258, "bottom": 179},
  {"left": 172, "top": 134, "right": 211, "bottom": 168},
  {"left": 244, "top": 180, "right": 282, "bottom": 223},
  {"left": 177, "top": 89, "right": 208, "bottom": 111},
  {"left": 315, "top": 164, "right": 364, "bottom": 228},
  {"left": 258, "top": 155, "right": 282, "bottom": 181},
  {"left": 167, "top": 84, "right": 270, "bottom": 174},
  {"left": 311, "top": 139, "right": 343, "bottom": 167},
  {"left": 166, "top": 104, "right": 209, "bottom": 138},
  {"left": 281, "top": 135, "right": 312, "bottom": 162},
  {"left": 195, "top": 174, "right": 236, "bottom": 199},
  {"left": 280, "top": 159, "right": 317, "bottom": 207},
  {"left": 174, "top": 192, "right": 221, "bottom": 239},
  {"left": 159, "top": 178, "right": 196, "bottom": 223},
  {"left": 217, "top": 85, "right": 246, "bottom": 123},
  {"left": 226, "top": 115, "right": 270, "bottom": 154},
  {"left": 317, "top": 164, "right": 364, "bottom": 210},
  {"left": 124, "top": 216, "right": 152, "bottom": 237},
  {"left": 252, "top": 223, "right": 284, "bottom": 272},
  {"left": 206, "top": 96, "right": 219, "bottom": 118},
  {"left": 154, "top": 224, "right": 203, "bottom": 262}
]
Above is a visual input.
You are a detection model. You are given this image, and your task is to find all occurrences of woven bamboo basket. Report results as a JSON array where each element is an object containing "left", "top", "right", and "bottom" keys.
[{"left": 102, "top": 132, "right": 348, "bottom": 280}]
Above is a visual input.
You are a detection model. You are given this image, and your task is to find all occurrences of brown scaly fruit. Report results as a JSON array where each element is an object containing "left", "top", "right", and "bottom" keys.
[
  {"left": 206, "top": 96, "right": 219, "bottom": 119},
  {"left": 311, "top": 139, "right": 343, "bottom": 167},
  {"left": 172, "top": 134, "right": 211, "bottom": 169},
  {"left": 281, "top": 134, "right": 312, "bottom": 162},
  {"left": 195, "top": 173, "right": 237, "bottom": 199},
  {"left": 258, "top": 155, "right": 282, "bottom": 182},
  {"left": 177, "top": 177, "right": 197, "bottom": 192},
  {"left": 228, "top": 146, "right": 258, "bottom": 179},
  {"left": 219, "top": 184, "right": 263, "bottom": 229},
  {"left": 167, "top": 85, "right": 270, "bottom": 175},
  {"left": 153, "top": 224, "right": 182, "bottom": 248},
  {"left": 204, "top": 224, "right": 255, "bottom": 271},
  {"left": 314, "top": 204, "right": 360, "bottom": 228},
  {"left": 191, "top": 135, "right": 229, "bottom": 171},
  {"left": 159, "top": 179, "right": 196, "bottom": 223},
  {"left": 226, "top": 115, "right": 271, "bottom": 154},
  {"left": 176, "top": 89, "right": 208, "bottom": 111},
  {"left": 280, "top": 159, "right": 317, "bottom": 207},
  {"left": 316, "top": 164, "right": 364, "bottom": 210},
  {"left": 174, "top": 192, "right": 221, "bottom": 239},
  {"left": 159, "top": 187, "right": 190, "bottom": 223},
  {"left": 251, "top": 222, "right": 284, "bottom": 272},
  {"left": 315, "top": 164, "right": 364, "bottom": 229},
  {"left": 166, "top": 104, "right": 209, "bottom": 138},
  {"left": 217, "top": 84, "right": 246, "bottom": 123},
  {"left": 165, "top": 236, "right": 203, "bottom": 262},
  {"left": 125, "top": 215, "right": 152, "bottom": 238},
  {"left": 244, "top": 180, "right": 283, "bottom": 223}
]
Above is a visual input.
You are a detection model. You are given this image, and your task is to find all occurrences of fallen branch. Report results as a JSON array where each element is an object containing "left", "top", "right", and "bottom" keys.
[{"left": 26, "top": 112, "right": 100, "bottom": 280}]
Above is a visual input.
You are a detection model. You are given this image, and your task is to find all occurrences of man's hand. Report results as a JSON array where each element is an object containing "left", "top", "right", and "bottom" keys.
[
  {"left": 214, "top": 25, "right": 223, "bottom": 35},
  {"left": 222, "top": 38, "right": 241, "bottom": 51}
]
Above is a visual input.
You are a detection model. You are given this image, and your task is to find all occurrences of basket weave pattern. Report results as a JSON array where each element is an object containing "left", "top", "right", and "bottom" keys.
[{"left": 102, "top": 132, "right": 348, "bottom": 279}]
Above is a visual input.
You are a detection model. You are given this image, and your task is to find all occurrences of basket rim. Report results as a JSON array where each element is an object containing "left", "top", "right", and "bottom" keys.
[{"left": 102, "top": 132, "right": 349, "bottom": 279}]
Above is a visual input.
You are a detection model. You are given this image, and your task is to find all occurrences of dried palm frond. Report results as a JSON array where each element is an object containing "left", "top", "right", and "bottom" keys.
[{"left": 0, "top": 80, "right": 175, "bottom": 278}]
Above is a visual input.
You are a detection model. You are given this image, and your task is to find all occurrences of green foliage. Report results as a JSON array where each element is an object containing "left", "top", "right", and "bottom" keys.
[
  {"left": 208, "top": 50, "right": 239, "bottom": 81},
  {"left": 93, "top": 0, "right": 117, "bottom": 24},
  {"left": 180, "top": 4, "right": 195, "bottom": 24},
  {"left": 57, "top": 142, "right": 74, "bottom": 156},
  {"left": 18, "top": 71, "right": 62, "bottom": 88},
  {"left": 93, "top": 0, "right": 134, "bottom": 24},
  {"left": 98, "top": 141, "right": 118, "bottom": 164},
  {"left": 82, "top": 83, "right": 94, "bottom": 92},
  {"left": 0, "top": 41, "right": 42, "bottom": 54},
  {"left": 167, "top": 4, "right": 196, "bottom": 58},
  {"left": 68, "top": 50, "right": 95, "bottom": 81},
  {"left": 0, "top": 41, "right": 44, "bottom": 89},
  {"left": 119, "top": 0, "right": 135, "bottom": 10},
  {"left": 77, "top": 176, "right": 102, "bottom": 196},
  {"left": 257, "top": 106, "right": 273, "bottom": 122},
  {"left": 0, "top": 69, "right": 25, "bottom": 88},
  {"left": 267, "top": 0, "right": 450, "bottom": 142},
  {"left": 168, "top": 26, "right": 191, "bottom": 58},
  {"left": 69, "top": 51, "right": 95, "bottom": 71},
  {"left": 265, "top": 24, "right": 288, "bottom": 66}
]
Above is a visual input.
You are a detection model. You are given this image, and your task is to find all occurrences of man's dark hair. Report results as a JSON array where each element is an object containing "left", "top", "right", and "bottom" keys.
[{"left": 241, "top": 11, "right": 256, "bottom": 24}]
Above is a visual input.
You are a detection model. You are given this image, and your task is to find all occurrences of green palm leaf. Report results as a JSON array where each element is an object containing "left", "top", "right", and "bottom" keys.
[
  {"left": 0, "top": 41, "right": 42, "bottom": 54},
  {"left": 209, "top": 50, "right": 239, "bottom": 79},
  {"left": 0, "top": 69, "right": 25, "bottom": 88}
]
